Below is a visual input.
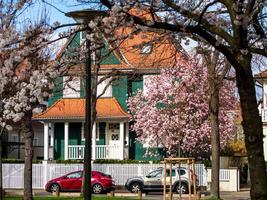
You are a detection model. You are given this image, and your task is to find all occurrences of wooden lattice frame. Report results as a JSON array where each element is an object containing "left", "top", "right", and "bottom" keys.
[{"left": 163, "top": 158, "right": 197, "bottom": 200}]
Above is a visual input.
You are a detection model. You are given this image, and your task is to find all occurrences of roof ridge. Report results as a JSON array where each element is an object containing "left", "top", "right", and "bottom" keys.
[{"left": 33, "top": 98, "right": 62, "bottom": 119}]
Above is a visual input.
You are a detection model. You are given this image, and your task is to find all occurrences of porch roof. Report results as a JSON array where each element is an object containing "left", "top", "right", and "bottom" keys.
[{"left": 33, "top": 97, "right": 129, "bottom": 120}]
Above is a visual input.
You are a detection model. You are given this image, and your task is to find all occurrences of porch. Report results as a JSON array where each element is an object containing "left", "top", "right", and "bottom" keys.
[
  {"left": 44, "top": 121, "right": 129, "bottom": 160},
  {"left": 34, "top": 98, "right": 130, "bottom": 160}
]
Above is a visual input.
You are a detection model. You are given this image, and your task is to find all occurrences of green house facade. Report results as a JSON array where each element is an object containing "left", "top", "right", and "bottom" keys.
[{"left": 35, "top": 31, "right": 172, "bottom": 161}]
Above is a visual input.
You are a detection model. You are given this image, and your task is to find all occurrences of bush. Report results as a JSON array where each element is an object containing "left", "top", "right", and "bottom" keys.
[
  {"left": 93, "top": 159, "right": 161, "bottom": 164},
  {"left": 2, "top": 159, "right": 42, "bottom": 163}
]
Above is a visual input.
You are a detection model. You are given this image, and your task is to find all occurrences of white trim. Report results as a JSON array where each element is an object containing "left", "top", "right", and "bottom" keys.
[
  {"left": 44, "top": 123, "right": 49, "bottom": 160},
  {"left": 50, "top": 123, "right": 54, "bottom": 147},
  {"left": 119, "top": 122, "right": 124, "bottom": 160},
  {"left": 92, "top": 123, "right": 96, "bottom": 160},
  {"left": 125, "top": 122, "right": 129, "bottom": 146},
  {"left": 64, "top": 122, "right": 69, "bottom": 160}
]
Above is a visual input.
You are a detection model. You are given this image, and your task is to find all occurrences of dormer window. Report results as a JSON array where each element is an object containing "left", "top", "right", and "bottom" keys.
[{"left": 140, "top": 43, "right": 153, "bottom": 54}]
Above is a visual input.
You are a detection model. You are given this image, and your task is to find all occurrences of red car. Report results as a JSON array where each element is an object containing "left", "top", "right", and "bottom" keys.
[{"left": 45, "top": 170, "right": 115, "bottom": 194}]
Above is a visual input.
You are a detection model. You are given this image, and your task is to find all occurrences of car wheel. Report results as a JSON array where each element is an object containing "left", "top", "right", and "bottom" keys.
[
  {"left": 175, "top": 182, "right": 188, "bottom": 194},
  {"left": 92, "top": 183, "right": 103, "bottom": 194},
  {"left": 129, "top": 182, "right": 142, "bottom": 193},
  {"left": 50, "top": 183, "right": 60, "bottom": 193}
]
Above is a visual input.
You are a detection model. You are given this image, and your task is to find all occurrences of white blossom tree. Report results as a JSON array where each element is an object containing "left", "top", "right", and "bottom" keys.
[{"left": 0, "top": 1, "right": 76, "bottom": 199}]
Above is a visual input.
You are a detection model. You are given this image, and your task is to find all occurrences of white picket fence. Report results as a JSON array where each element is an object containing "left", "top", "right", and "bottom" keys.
[{"left": 2, "top": 163, "right": 239, "bottom": 191}]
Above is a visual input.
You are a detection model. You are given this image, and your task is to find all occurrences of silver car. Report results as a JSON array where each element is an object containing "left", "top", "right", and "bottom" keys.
[{"left": 125, "top": 167, "right": 197, "bottom": 194}]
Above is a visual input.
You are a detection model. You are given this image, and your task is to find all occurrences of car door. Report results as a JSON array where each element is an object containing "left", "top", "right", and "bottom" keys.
[
  {"left": 144, "top": 169, "right": 163, "bottom": 190},
  {"left": 163, "top": 169, "right": 177, "bottom": 189},
  {"left": 60, "top": 171, "right": 83, "bottom": 191}
]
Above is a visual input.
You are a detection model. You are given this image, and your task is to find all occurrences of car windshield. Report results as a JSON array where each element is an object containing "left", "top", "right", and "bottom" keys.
[{"left": 147, "top": 169, "right": 162, "bottom": 178}]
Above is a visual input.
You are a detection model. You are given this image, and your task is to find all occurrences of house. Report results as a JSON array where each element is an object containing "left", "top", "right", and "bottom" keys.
[
  {"left": 33, "top": 20, "right": 181, "bottom": 161},
  {"left": 254, "top": 70, "right": 267, "bottom": 160}
]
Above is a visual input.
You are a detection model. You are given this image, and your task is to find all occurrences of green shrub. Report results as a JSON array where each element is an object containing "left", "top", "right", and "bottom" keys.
[{"left": 2, "top": 159, "right": 42, "bottom": 163}]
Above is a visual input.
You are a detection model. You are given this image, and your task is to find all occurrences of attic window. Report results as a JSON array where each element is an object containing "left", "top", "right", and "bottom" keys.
[{"left": 140, "top": 44, "right": 153, "bottom": 54}]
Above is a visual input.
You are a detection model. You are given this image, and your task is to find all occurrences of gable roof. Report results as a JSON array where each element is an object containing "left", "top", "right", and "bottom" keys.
[
  {"left": 56, "top": 22, "right": 183, "bottom": 73},
  {"left": 33, "top": 97, "right": 129, "bottom": 120}
]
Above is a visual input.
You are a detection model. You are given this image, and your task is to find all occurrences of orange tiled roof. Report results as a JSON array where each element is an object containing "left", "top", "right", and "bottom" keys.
[
  {"left": 56, "top": 23, "right": 183, "bottom": 72},
  {"left": 33, "top": 98, "right": 129, "bottom": 120},
  {"left": 115, "top": 27, "right": 181, "bottom": 69}
]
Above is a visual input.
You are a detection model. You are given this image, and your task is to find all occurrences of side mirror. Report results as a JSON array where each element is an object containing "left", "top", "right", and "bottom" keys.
[{"left": 146, "top": 175, "right": 151, "bottom": 178}]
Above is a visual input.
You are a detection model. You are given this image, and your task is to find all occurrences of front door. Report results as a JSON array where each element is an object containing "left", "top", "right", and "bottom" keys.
[{"left": 107, "top": 123, "right": 121, "bottom": 158}]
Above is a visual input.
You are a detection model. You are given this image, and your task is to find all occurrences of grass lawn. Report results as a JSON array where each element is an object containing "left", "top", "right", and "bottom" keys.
[{"left": 4, "top": 197, "right": 136, "bottom": 200}]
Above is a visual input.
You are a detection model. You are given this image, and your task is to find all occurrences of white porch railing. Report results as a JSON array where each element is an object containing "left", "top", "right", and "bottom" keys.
[
  {"left": 68, "top": 145, "right": 121, "bottom": 160},
  {"left": 68, "top": 145, "right": 84, "bottom": 159}
]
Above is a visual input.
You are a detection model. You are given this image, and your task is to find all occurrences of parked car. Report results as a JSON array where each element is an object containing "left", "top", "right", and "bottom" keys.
[
  {"left": 125, "top": 167, "right": 198, "bottom": 194},
  {"left": 45, "top": 170, "right": 115, "bottom": 194}
]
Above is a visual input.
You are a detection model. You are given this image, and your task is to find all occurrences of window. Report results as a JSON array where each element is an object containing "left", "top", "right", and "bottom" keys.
[
  {"left": 166, "top": 169, "right": 176, "bottom": 177},
  {"left": 178, "top": 169, "right": 186, "bottom": 176},
  {"left": 140, "top": 44, "right": 153, "bottom": 54},
  {"left": 82, "top": 123, "right": 100, "bottom": 140},
  {"left": 33, "top": 137, "right": 39, "bottom": 146},
  {"left": 109, "top": 123, "right": 119, "bottom": 130},
  {"left": 66, "top": 171, "right": 82, "bottom": 179},
  {"left": 11, "top": 134, "right": 18, "bottom": 142},
  {"left": 147, "top": 169, "right": 162, "bottom": 178}
]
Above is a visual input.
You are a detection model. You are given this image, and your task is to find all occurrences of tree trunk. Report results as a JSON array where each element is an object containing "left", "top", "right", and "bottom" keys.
[
  {"left": 209, "top": 83, "right": 220, "bottom": 198},
  {"left": 22, "top": 113, "right": 34, "bottom": 200},
  {"left": 235, "top": 56, "right": 267, "bottom": 200}
]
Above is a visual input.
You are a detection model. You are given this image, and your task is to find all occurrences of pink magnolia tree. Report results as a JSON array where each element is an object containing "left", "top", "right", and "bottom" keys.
[{"left": 128, "top": 60, "right": 237, "bottom": 157}]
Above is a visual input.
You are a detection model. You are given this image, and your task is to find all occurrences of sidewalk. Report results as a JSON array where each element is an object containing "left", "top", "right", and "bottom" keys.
[{"left": 4, "top": 189, "right": 250, "bottom": 200}]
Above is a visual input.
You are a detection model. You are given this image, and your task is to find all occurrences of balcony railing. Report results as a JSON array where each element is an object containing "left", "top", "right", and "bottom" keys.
[{"left": 68, "top": 145, "right": 121, "bottom": 160}]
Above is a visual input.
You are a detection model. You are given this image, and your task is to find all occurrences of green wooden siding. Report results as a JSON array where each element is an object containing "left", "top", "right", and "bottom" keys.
[
  {"left": 131, "top": 78, "right": 143, "bottom": 95},
  {"left": 54, "top": 123, "right": 64, "bottom": 160},
  {"left": 112, "top": 76, "right": 128, "bottom": 110},
  {"left": 48, "top": 76, "right": 63, "bottom": 107},
  {"left": 100, "top": 40, "right": 121, "bottom": 65},
  {"left": 69, "top": 123, "right": 82, "bottom": 145}
]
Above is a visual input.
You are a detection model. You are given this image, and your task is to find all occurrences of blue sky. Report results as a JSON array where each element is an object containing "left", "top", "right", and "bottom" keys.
[{"left": 18, "top": 1, "right": 90, "bottom": 26}]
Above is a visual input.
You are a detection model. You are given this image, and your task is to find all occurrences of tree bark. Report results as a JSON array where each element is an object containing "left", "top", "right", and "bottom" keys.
[
  {"left": 22, "top": 112, "right": 34, "bottom": 200},
  {"left": 235, "top": 55, "right": 267, "bottom": 200},
  {"left": 209, "top": 82, "right": 220, "bottom": 198}
]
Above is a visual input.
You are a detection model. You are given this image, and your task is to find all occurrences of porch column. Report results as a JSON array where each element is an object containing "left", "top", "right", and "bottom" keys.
[
  {"left": 92, "top": 123, "right": 96, "bottom": 160},
  {"left": 125, "top": 122, "right": 129, "bottom": 145},
  {"left": 119, "top": 122, "right": 124, "bottom": 160},
  {"left": 64, "top": 122, "right": 69, "bottom": 160},
  {"left": 50, "top": 123, "right": 54, "bottom": 160},
  {"left": 44, "top": 123, "right": 49, "bottom": 160},
  {"left": 50, "top": 123, "right": 54, "bottom": 146}
]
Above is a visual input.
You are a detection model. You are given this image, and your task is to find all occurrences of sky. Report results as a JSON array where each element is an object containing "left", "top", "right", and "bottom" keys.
[{"left": 16, "top": 1, "right": 92, "bottom": 55}]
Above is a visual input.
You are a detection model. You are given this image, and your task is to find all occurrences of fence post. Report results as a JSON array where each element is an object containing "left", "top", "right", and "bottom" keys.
[
  {"left": 138, "top": 165, "right": 142, "bottom": 176},
  {"left": 42, "top": 161, "right": 48, "bottom": 189}
]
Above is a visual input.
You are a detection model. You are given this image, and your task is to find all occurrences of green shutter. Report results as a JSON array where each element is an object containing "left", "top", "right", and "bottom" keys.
[
  {"left": 131, "top": 77, "right": 143, "bottom": 95},
  {"left": 112, "top": 76, "right": 128, "bottom": 110},
  {"left": 48, "top": 76, "right": 63, "bottom": 107}
]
